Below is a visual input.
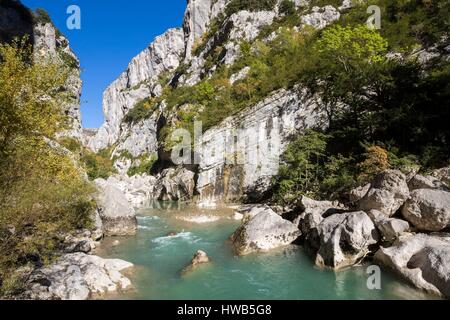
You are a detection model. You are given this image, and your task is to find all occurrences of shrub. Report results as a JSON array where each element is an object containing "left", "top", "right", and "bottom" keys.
[
  {"left": 124, "top": 97, "right": 157, "bottom": 124},
  {"left": 279, "top": 0, "right": 297, "bottom": 16},
  {"left": 127, "top": 154, "right": 158, "bottom": 177},
  {"left": 225, "top": 0, "right": 278, "bottom": 16},
  {"left": 34, "top": 8, "right": 52, "bottom": 25},
  {"left": 357, "top": 145, "right": 390, "bottom": 181},
  {"left": 81, "top": 147, "right": 117, "bottom": 180}
]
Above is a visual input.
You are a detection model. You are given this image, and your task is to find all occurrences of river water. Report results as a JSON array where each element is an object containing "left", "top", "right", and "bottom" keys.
[{"left": 98, "top": 202, "right": 435, "bottom": 300}]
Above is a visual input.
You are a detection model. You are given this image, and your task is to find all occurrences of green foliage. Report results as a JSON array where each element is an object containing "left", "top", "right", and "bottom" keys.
[
  {"left": 279, "top": 0, "right": 297, "bottom": 16},
  {"left": 58, "top": 49, "right": 79, "bottom": 69},
  {"left": 33, "top": 8, "right": 52, "bottom": 25},
  {"left": 225, "top": 0, "right": 278, "bottom": 16},
  {"left": 0, "top": 42, "right": 94, "bottom": 296},
  {"left": 273, "top": 130, "right": 356, "bottom": 204},
  {"left": 81, "top": 147, "right": 117, "bottom": 180},
  {"left": 127, "top": 154, "right": 158, "bottom": 177},
  {"left": 124, "top": 97, "right": 158, "bottom": 124}
]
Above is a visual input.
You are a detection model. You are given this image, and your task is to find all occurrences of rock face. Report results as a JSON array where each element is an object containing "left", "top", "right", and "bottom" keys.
[
  {"left": 95, "top": 182, "right": 138, "bottom": 236},
  {"left": 301, "top": 5, "right": 340, "bottom": 30},
  {"left": 197, "top": 89, "right": 323, "bottom": 206},
  {"left": 402, "top": 189, "right": 450, "bottom": 232},
  {"left": 0, "top": 1, "right": 34, "bottom": 43},
  {"left": 366, "top": 210, "right": 410, "bottom": 243},
  {"left": 231, "top": 209, "right": 301, "bottom": 255},
  {"left": 0, "top": 4, "right": 83, "bottom": 141},
  {"left": 155, "top": 167, "right": 196, "bottom": 202},
  {"left": 408, "top": 174, "right": 448, "bottom": 191},
  {"left": 26, "top": 253, "right": 133, "bottom": 300},
  {"left": 88, "top": 28, "right": 185, "bottom": 152},
  {"left": 358, "top": 170, "right": 410, "bottom": 217},
  {"left": 307, "top": 211, "right": 379, "bottom": 270},
  {"left": 375, "top": 234, "right": 450, "bottom": 298},
  {"left": 181, "top": 250, "right": 211, "bottom": 275},
  {"left": 87, "top": 0, "right": 352, "bottom": 206}
]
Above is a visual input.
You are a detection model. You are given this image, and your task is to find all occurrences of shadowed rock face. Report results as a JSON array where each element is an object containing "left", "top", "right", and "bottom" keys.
[{"left": 0, "top": 0, "right": 34, "bottom": 44}]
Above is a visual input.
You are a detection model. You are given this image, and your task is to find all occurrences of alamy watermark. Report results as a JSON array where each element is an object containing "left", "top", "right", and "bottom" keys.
[{"left": 66, "top": 5, "right": 81, "bottom": 30}]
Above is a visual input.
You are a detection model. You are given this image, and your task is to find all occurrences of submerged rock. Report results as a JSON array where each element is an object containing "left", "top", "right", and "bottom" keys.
[
  {"left": 402, "top": 189, "right": 450, "bottom": 232},
  {"left": 26, "top": 253, "right": 133, "bottom": 300},
  {"left": 231, "top": 210, "right": 301, "bottom": 256},
  {"left": 375, "top": 234, "right": 450, "bottom": 298},
  {"left": 307, "top": 211, "right": 379, "bottom": 270},
  {"left": 181, "top": 250, "right": 211, "bottom": 275},
  {"left": 358, "top": 170, "right": 410, "bottom": 217}
]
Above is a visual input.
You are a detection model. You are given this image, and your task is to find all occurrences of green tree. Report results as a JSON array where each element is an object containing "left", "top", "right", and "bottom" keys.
[
  {"left": 0, "top": 41, "right": 94, "bottom": 296},
  {"left": 308, "top": 25, "right": 388, "bottom": 131}
]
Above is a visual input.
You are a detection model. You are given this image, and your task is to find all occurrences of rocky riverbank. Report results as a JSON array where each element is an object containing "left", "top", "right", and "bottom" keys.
[{"left": 229, "top": 168, "right": 450, "bottom": 299}]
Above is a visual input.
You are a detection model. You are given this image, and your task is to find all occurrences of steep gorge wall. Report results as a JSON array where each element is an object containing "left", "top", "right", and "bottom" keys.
[
  {"left": 0, "top": 1, "right": 83, "bottom": 141},
  {"left": 87, "top": 0, "right": 347, "bottom": 205}
]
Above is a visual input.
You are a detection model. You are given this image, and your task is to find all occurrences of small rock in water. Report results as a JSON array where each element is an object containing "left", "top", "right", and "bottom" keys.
[
  {"left": 233, "top": 212, "right": 244, "bottom": 221},
  {"left": 177, "top": 215, "right": 220, "bottom": 224},
  {"left": 166, "top": 232, "right": 178, "bottom": 237},
  {"left": 112, "top": 240, "right": 120, "bottom": 247},
  {"left": 181, "top": 250, "right": 211, "bottom": 275}
]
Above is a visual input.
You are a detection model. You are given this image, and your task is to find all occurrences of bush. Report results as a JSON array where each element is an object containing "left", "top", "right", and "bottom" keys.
[
  {"left": 81, "top": 147, "right": 117, "bottom": 180},
  {"left": 357, "top": 145, "right": 390, "bottom": 181},
  {"left": 279, "top": 0, "right": 297, "bottom": 16},
  {"left": 127, "top": 154, "right": 158, "bottom": 177},
  {"left": 124, "top": 97, "right": 157, "bottom": 124},
  {"left": 225, "top": 0, "right": 278, "bottom": 16},
  {"left": 34, "top": 8, "right": 52, "bottom": 25}
]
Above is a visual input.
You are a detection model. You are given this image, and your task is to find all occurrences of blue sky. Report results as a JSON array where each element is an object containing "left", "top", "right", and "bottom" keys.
[{"left": 22, "top": 0, "right": 186, "bottom": 128}]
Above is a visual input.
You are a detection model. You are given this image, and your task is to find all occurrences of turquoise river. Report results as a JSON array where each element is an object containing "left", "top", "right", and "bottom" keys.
[{"left": 98, "top": 203, "right": 436, "bottom": 300}]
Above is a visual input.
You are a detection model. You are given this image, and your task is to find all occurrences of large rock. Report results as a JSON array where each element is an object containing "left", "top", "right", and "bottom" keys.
[
  {"left": 26, "top": 253, "right": 133, "bottom": 300},
  {"left": 231, "top": 210, "right": 301, "bottom": 255},
  {"left": 375, "top": 234, "right": 450, "bottom": 298},
  {"left": 155, "top": 167, "right": 196, "bottom": 202},
  {"left": 307, "top": 211, "right": 379, "bottom": 270},
  {"left": 358, "top": 170, "right": 410, "bottom": 217},
  {"left": 367, "top": 210, "right": 410, "bottom": 242},
  {"left": 402, "top": 189, "right": 450, "bottom": 232},
  {"left": 408, "top": 174, "right": 448, "bottom": 191},
  {"left": 288, "top": 196, "right": 345, "bottom": 239},
  {"left": 431, "top": 166, "right": 450, "bottom": 185},
  {"left": 96, "top": 183, "right": 137, "bottom": 236}
]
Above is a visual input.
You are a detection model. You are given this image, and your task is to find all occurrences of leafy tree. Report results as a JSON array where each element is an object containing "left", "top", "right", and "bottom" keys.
[
  {"left": 0, "top": 41, "right": 94, "bottom": 296},
  {"left": 308, "top": 25, "right": 388, "bottom": 131}
]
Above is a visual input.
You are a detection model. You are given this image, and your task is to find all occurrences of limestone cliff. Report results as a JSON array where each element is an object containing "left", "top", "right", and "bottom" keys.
[
  {"left": 87, "top": 0, "right": 349, "bottom": 205},
  {"left": 0, "top": 1, "right": 83, "bottom": 140}
]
